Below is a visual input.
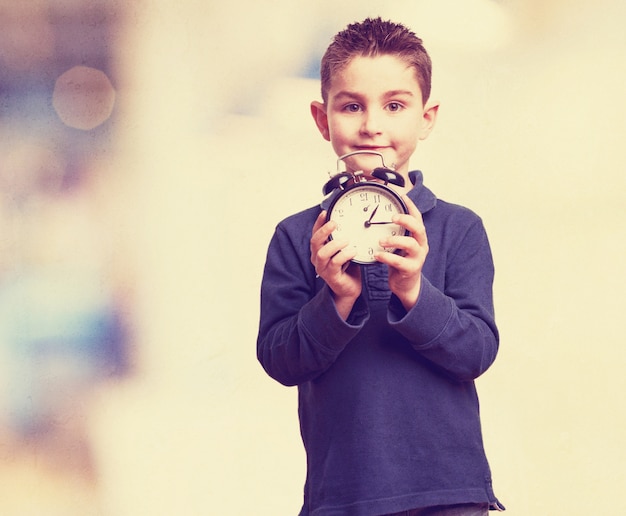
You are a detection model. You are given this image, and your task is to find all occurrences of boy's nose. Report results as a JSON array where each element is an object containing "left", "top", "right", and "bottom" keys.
[{"left": 360, "top": 110, "right": 383, "bottom": 136}]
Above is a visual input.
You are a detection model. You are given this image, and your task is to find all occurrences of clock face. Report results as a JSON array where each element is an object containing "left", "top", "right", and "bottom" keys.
[{"left": 327, "top": 182, "right": 408, "bottom": 264}]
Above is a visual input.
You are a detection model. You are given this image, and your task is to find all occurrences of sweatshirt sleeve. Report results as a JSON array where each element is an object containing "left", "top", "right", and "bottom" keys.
[
  {"left": 257, "top": 222, "right": 369, "bottom": 386},
  {"left": 388, "top": 217, "right": 499, "bottom": 382}
]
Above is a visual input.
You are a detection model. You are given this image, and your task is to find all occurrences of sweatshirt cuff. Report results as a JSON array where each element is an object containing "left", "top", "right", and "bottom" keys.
[
  {"left": 301, "top": 284, "right": 369, "bottom": 349},
  {"left": 388, "top": 276, "right": 453, "bottom": 348}
]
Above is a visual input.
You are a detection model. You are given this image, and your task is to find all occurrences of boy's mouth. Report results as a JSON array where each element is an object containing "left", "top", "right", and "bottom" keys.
[{"left": 354, "top": 145, "right": 390, "bottom": 151}]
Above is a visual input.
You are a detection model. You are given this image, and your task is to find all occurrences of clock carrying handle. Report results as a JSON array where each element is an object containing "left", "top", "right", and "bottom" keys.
[
  {"left": 322, "top": 151, "right": 405, "bottom": 195},
  {"left": 322, "top": 167, "right": 405, "bottom": 195}
]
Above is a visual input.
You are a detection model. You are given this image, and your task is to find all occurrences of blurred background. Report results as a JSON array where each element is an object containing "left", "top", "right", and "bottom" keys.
[{"left": 0, "top": 0, "right": 624, "bottom": 514}]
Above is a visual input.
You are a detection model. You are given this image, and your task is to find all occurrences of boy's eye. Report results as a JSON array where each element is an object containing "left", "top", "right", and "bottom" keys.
[
  {"left": 387, "top": 102, "right": 403, "bottom": 112},
  {"left": 344, "top": 103, "right": 362, "bottom": 113}
]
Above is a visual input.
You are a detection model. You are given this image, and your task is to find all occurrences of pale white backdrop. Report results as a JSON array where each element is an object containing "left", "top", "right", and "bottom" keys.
[{"left": 88, "top": 1, "right": 626, "bottom": 514}]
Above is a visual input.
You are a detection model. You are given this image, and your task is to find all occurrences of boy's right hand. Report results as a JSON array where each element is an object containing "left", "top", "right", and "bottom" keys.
[{"left": 310, "top": 211, "right": 362, "bottom": 320}]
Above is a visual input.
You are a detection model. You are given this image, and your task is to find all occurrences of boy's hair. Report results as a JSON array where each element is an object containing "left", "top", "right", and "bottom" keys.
[{"left": 320, "top": 17, "right": 432, "bottom": 105}]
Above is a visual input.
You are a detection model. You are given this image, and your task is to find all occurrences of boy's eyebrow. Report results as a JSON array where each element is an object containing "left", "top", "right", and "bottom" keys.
[
  {"left": 332, "top": 89, "right": 415, "bottom": 101},
  {"left": 332, "top": 90, "right": 363, "bottom": 101},
  {"left": 384, "top": 89, "right": 415, "bottom": 98}
]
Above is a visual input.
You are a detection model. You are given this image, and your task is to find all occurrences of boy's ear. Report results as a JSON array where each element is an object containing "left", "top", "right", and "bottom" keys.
[
  {"left": 310, "top": 101, "right": 330, "bottom": 141},
  {"left": 418, "top": 100, "right": 439, "bottom": 141}
]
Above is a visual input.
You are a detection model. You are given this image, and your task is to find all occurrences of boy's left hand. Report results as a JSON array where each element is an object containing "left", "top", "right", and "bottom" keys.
[{"left": 375, "top": 195, "right": 428, "bottom": 311}]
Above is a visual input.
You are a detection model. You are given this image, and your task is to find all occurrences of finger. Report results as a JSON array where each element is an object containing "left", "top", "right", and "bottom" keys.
[
  {"left": 317, "top": 237, "right": 350, "bottom": 264},
  {"left": 316, "top": 242, "right": 357, "bottom": 279},
  {"left": 312, "top": 210, "right": 328, "bottom": 235},
  {"left": 379, "top": 235, "right": 420, "bottom": 262},
  {"left": 330, "top": 246, "right": 358, "bottom": 270},
  {"left": 374, "top": 248, "right": 409, "bottom": 270},
  {"left": 396, "top": 195, "right": 422, "bottom": 226},
  {"left": 402, "top": 194, "right": 421, "bottom": 218},
  {"left": 394, "top": 195, "right": 428, "bottom": 247},
  {"left": 311, "top": 213, "right": 336, "bottom": 251}
]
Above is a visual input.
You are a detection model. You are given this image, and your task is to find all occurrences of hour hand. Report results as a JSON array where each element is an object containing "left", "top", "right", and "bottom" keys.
[{"left": 367, "top": 204, "right": 379, "bottom": 222}]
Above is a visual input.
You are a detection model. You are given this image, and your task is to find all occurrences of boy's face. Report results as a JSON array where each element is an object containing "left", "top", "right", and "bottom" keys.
[{"left": 311, "top": 54, "right": 438, "bottom": 181}]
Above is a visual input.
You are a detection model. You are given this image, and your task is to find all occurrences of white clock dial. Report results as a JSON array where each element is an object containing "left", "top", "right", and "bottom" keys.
[{"left": 327, "top": 183, "right": 408, "bottom": 264}]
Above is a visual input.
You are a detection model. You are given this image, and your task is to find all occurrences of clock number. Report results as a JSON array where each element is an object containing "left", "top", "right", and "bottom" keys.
[
  {"left": 360, "top": 192, "right": 368, "bottom": 202},
  {"left": 368, "top": 247, "right": 374, "bottom": 256},
  {"left": 372, "top": 194, "right": 381, "bottom": 203},
  {"left": 384, "top": 203, "right": 393, "bottom": 212}
]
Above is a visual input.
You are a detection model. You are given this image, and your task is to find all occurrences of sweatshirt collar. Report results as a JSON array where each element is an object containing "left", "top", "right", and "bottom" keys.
[{"left": 407, "top": 170, "right": 437, "bottom": 214}]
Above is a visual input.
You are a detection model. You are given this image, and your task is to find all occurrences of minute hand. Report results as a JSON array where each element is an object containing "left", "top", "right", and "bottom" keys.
[{"left": 365, "top": 221, "right": 394, "bottom": 225}]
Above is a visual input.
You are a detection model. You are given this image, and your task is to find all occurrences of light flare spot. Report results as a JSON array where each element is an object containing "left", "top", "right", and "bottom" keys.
[{"left": 53, "top": 66, "right": 116, "bottom": 130}]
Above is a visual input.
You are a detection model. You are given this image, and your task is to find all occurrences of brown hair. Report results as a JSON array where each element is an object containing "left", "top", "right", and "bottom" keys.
[{"left": 320, "top": 17, "right": 432, "bottom": 105}]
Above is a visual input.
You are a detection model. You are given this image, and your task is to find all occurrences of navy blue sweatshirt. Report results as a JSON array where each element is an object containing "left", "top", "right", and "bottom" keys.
[{"left": 257, "top": 171, "right": 504, "bottom": 515}]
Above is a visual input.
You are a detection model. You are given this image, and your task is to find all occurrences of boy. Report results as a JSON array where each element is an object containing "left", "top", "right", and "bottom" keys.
[{"left": 257, "top": 17, "right": 504, "bottom": 516}]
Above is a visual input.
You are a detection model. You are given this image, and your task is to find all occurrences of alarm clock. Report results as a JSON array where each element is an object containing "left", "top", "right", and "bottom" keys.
[{"left": 322, "top": 151, "right": 408, "bottom": 265}]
